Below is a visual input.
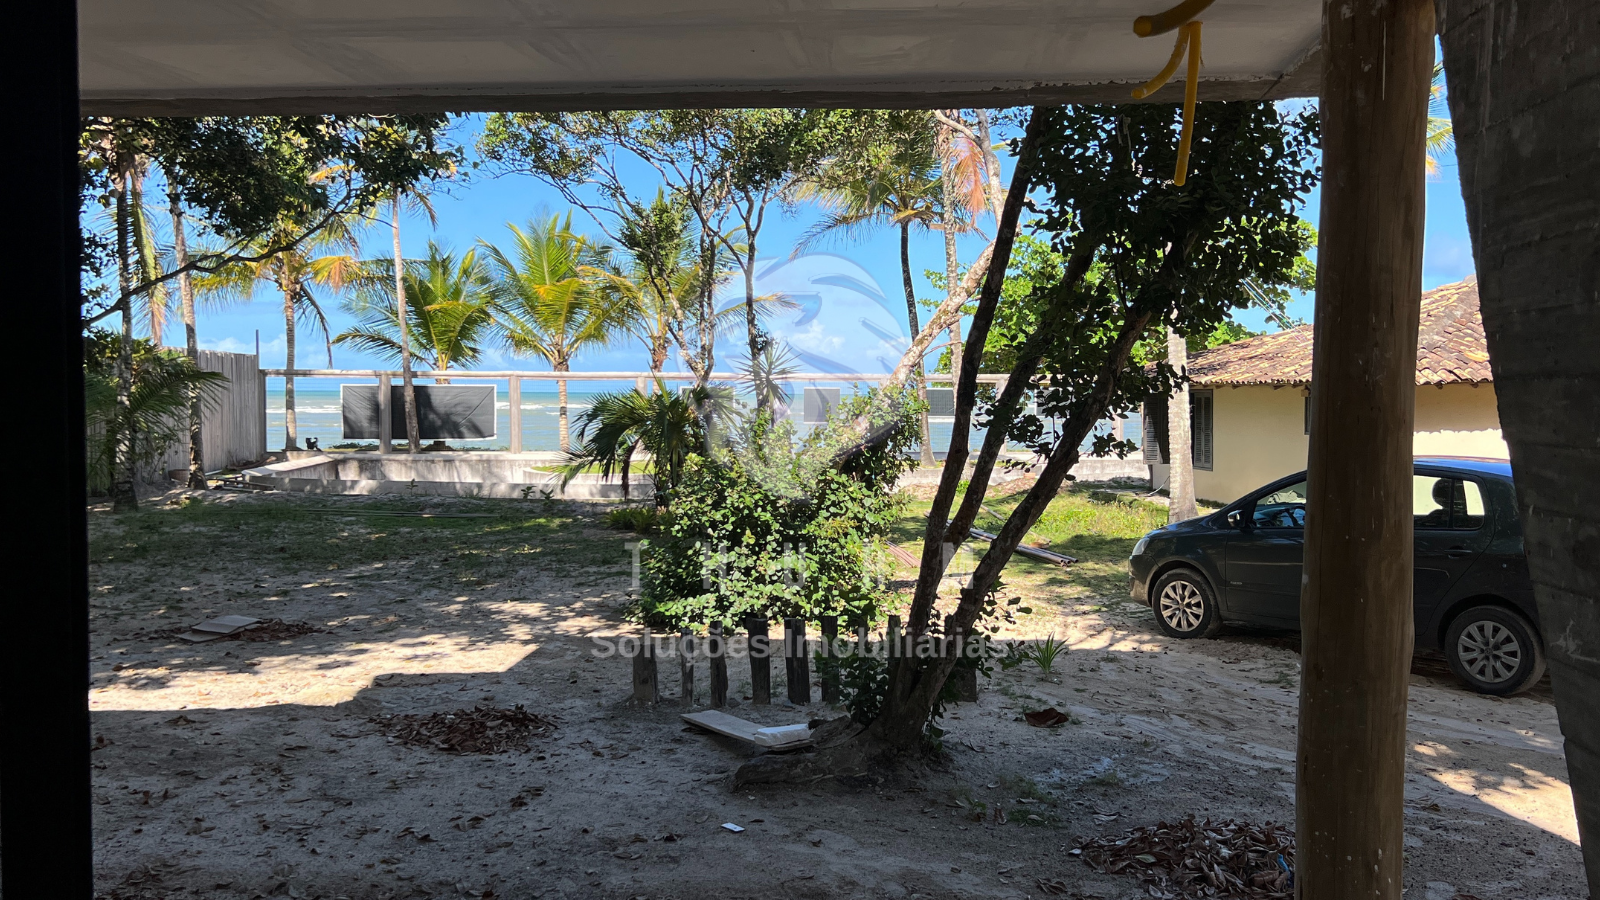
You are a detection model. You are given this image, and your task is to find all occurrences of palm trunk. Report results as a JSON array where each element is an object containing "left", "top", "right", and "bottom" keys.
[
  {"left": 939, "top": 112, "right": 967, "bottom": 391},
  {"left": 110, "top": 146, "right": 137, "bottom": 511},
  {"left": 900, "top": 222, "right": 935, "bottom": 467},
  {"left": 556, "top": 361, "right": 571, "bottom": 453},
  {"left": 1166, "top": 327, "right": 1197, "bottom": 521},
  {"left": 1440, "top": 5, "right": 1600, "bottom": 893},
  {"left": 281, "top": 269, "right": 299, "bottom": 451},
  {"left": 171, "top": 196, "right": 205, "bottom": 489},
  {"left": 394, "top": 194, "right": 421, "bottom": 453}
]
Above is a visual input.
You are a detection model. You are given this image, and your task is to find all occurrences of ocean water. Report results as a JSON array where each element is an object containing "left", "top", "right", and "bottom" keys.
[{"left": 264, "top": 380, "right": 1141, "bottom": 456}]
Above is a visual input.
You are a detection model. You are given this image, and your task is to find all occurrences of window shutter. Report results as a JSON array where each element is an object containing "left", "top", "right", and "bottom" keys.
[
  {"left": 1191, "top": 390, "right": 1213, "bottom": 471},
  {"left": 1142, "top": 397, "right": 1168, "bottom": 464}
]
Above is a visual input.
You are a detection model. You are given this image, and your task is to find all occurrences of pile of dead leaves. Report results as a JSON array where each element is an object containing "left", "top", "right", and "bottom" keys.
[
  {"left": 1074, "top": 817, "right": 1295, "bottom": 899},
  {"left": 224, "top": 619, "right": 324, "bottom": 642},
  {"left": 372, "top": 705, "right": 556, "bottom": 754}
]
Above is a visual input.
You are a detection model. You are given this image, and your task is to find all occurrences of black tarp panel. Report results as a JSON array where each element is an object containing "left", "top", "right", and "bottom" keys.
[{"left": 341, "top": 384, "right": 497, "bottom": 440}]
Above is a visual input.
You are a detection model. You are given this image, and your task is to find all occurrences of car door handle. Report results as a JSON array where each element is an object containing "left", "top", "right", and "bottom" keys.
[{"left": 1444, "top": 547, "right": 1475, "bottom": 558}]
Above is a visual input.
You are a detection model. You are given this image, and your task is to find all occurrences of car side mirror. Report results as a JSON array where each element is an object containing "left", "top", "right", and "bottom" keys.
[{"left": 1227, "top": 509, "right": 1249, "bottom": 531}]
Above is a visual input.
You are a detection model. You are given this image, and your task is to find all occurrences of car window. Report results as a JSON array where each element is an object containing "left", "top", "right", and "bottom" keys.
[
  {"left": 1412, "top": 476, "right": 1486, "bottom": 530},
  {"left": 1252, "top": 480, "right": 1307, "bottom": 529}
]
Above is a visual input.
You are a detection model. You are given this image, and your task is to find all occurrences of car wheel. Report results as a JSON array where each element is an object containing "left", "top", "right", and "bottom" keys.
[
  {"left": 1152, "top": 569, "right": 1223, "bottom": 639},
  {"left": 1444, "top": 605, "right": 1546, "bottom": 696}
]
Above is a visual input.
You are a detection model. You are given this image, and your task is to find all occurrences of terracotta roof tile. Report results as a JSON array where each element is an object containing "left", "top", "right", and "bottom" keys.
[{"left": 1188, "top": 276, "right": 1492, "bottom": 386}]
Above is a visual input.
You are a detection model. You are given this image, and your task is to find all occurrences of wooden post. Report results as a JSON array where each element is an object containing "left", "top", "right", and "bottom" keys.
[
  {"left": 507, "top": 375, "right": 522, "bottom": 453},
  {"left": 818, "top": 615, "right": 839, "bottom": 703},
  {"left": 946, "top": 614, "right": 978, "bottom": 702},
  {"left": 377, "top": 374, "right": 392, "bottom": 453},
  {"left": 747, "top": 618, "right": 770, "bottom": 705},
  {"left": 783, "top": 618, "right": 810, "bottom": 705},
  {"left": 886, "top": 614, "right": 903, "bottom": 680},
  {"left": 708, "top": 622, "right": 728, "bottom": 708},
  {"left": 631, "top": 632, "right": 658, "bottom": 704},
  {"left": 678, "top": 627, "right": 695, "bottom": 707},
  {"left": 1297, "top": 1, "right": 1433, "bottom": 898}
]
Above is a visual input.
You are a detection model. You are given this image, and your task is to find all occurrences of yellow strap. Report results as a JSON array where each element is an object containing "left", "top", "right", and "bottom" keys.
[
  {"left": 1133, "top": 0, "right": 1216, "bottom": 36},
  {"left": 1173, "top": 21, "right": 1203, "bottom": 186},
  {"left": 1131, "top": 25, "right": 1191, "bottom": 99}
]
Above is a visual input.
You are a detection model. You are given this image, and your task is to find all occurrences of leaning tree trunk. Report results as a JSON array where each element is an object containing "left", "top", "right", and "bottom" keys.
[
  {"left": 110, "top": 146, "right": 138, "bottom": 512},
  {"left": 393, "top": 194, "right": 421, "bottom": 453},
  {"left": 281, "top": 271, "right": 300, "bottom": 451},
  {"left": 170, "top": 196, "right": 205, "bottom": 489},
  {"left": 1295, "top": 1, "right": 1432, "bottom": 898},
  {"left": 939, "top": 111, "right": 967, "bottom": 406},
  {"left": 901, "top": 221, "right": 935, "bottom": 467},
  {"left": 1166, "top": 327, "right": 1197, "bottom": 522},
  {"left": 1441, "top": 1, "right": 1600, "bottom": 893}
]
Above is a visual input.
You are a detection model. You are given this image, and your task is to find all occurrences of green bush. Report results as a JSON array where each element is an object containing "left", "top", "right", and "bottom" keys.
[
  {"left": 605, "top": 505, "right": 662, "bottom": 533},
  {"left": 636, "top": 389, "right": 920, "bottom": 628}
]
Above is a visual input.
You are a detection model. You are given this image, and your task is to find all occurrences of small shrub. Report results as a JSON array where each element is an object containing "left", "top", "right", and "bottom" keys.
[{"left": 606, "top": 505, "right": 661, "bottom": 533}]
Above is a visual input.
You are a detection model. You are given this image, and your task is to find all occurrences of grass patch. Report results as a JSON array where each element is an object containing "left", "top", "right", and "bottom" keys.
[
  {"left": 892, "top": 484, "right": 1167, "bottom": 602},
  {"left": 90, "top": 495, "right": 628, "bottom": 579}
]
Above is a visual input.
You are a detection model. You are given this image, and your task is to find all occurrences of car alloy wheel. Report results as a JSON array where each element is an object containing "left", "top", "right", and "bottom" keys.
[
  {"left": 1455, "top": 620, "right": 1522, "bottom": 685},
  {"left": 1159, "top": 580, "right": 1206, "bottom": 633}
]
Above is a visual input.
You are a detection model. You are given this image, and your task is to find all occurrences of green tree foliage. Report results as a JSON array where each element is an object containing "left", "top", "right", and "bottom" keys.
[
  {"left": 637, "top": 392, "right": 920, "bottom": 629},
  {"left": 335, "top": 243, "right": 497, "bottom": 375},
  {"left": 81, "top": 115, "right": 456, "bottom": 320},
  {"left": 863, "top": 102, "right": 1320, "bottom": 752},
  {"left": 84, "top": 331, "right": 226, "bottom": 495}
]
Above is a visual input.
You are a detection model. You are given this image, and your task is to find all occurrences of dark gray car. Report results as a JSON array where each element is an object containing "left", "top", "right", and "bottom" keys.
[{"left": 1126, "top": 457, "right": 1544, "bottom": 695}]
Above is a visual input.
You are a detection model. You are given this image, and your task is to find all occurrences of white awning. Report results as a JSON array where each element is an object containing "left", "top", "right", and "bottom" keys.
[{"left": 79, "top": 0, "right": 1322, "bottom": 114}]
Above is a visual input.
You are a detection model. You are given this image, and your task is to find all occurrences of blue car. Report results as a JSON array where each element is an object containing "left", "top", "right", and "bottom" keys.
[{"left": 1127, "top": 457, "right": 1544, "bottom": 695}]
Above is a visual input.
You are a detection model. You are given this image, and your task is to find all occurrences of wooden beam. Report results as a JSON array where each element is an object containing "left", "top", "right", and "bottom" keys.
[{"left": 1296, "top": 1, "right": 1433, "bottom": 897}]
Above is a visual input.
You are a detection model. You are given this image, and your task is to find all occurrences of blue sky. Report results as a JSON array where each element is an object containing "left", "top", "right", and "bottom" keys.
[{"left": 187, "top": 111, "right": 1475, "bottom": 374}]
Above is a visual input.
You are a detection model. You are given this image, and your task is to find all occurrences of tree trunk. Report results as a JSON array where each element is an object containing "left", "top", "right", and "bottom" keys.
[
  {"left": 281, "top": 270, "right": 299, "bottom": 451},
  {"left": 1166, "top": 327, "right": 1197, "bottom": 521},
  {"left": 1440, "top": 2, "right": 1600, "bottom": 893},
  {"left": 393, "top": 194, "right": 421, "bottom": 453},
  {"left": 901, "top": 222, "right": 935, "bottom": 467},
  {"left": 1296, "top": 2, "right": 1432, "bottom": 898},
  {"left": 110, "top": 146, "right": 137, "bottom": 511},
  {"left": 939, "top": 112, "right": 967, "bottom": 397},
  {"left": 869, "top": 108, "right": 1051, "bottom": 745},
  {"left": 556, "top": 361, "right": 571, "bottom": 453},
  {"left": 170, "top": 196, "right": 205, "bottom": 489}
]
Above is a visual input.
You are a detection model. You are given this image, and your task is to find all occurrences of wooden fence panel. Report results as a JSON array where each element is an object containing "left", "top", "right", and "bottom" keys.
[{"left": 159, "top": 350, "right": 266, "bottom": 475}]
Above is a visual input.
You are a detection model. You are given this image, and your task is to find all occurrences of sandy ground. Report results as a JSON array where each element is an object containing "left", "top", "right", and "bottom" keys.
[{"left": 88, "top": 489, "right": 1588, "bottom": 899}]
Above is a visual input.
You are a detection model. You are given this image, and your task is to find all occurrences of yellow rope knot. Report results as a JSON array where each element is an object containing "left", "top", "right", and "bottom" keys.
[{"left": 1131, "top": 0, "right": 1214, "bottom": 186}]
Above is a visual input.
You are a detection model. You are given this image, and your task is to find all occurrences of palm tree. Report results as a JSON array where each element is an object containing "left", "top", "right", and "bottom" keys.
[
  {"left": 207, "top": 217, "right": 362, "bottom": 450},
  {"left": 484, "top": 214, "right": 636, "bottom": 452},
  {"left": 791, "top": 115, "right": 950, "bottom": 464},
  {"left": 1427, "top": 63, "right": 1454, "bottom": 177},
  {"left": 336, "top": 243, "right": 497, "bottom": 380},
  {"left": 563, "top": 383, "right": 734, "bottom": 501}
]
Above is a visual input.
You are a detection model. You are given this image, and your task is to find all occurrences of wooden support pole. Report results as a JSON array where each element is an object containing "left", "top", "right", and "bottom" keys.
[
  {"left": 631, "top": 632, "right": 659, "bottom": 704},
  {"left": 377, "top": 374, "right": 393, "bottom": 453},
  {"left": 818, "top": 615, "right": 839, "bottom": 703},
  {"left": 747, "top": 618, "right": 770, "bottom": 705},
  {"left": 507, "top": 375, "right": 522, "bottom": 454},
  {"left": 1296, "top": 1, "right": 1433, "bottom": 897},
  {"left": 678, "top": 627, "right": 695, "bottom": 708},
  {"left": 946, "top": 615, "right": 978, "bottom": 702},
  {"left": 783, "top": 618, "right": 810, "bottom": 705},
  {"left": 708, "top": 622, "right": 728, "bottom": 708},
  {"left": 886, "top": 614, "right": 903, "bottom": 680}
]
